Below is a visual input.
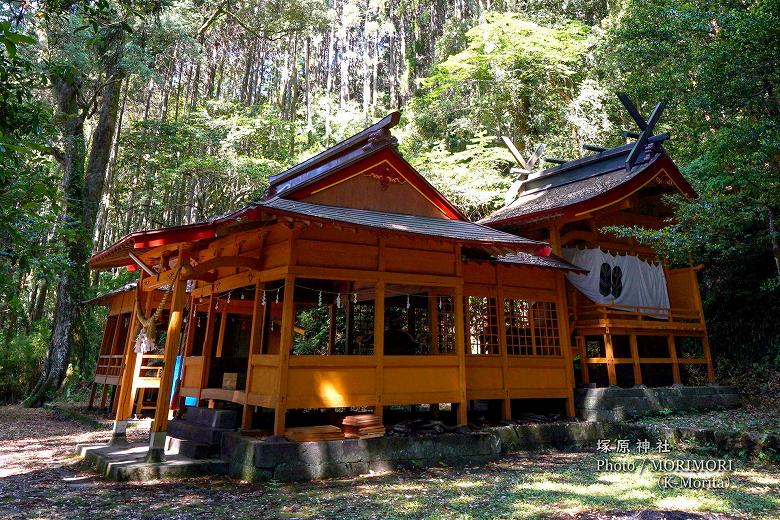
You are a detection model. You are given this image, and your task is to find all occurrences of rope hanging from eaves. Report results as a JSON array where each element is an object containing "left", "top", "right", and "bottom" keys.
[{"left": 133, "top": 265, "right": 183, "bottom": 354}]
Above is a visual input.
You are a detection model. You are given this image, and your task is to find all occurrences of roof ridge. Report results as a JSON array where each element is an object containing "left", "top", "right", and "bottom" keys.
[{"left": 267, "top": 111, "right": 401, "bottom": 189}]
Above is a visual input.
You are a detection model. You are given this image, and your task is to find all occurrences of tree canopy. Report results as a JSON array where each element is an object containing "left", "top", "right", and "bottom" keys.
[{"left": 1, "top": 0, "right": 778, "bottom": 402}]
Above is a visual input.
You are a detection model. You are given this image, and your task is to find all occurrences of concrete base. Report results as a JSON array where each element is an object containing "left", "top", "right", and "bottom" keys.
[
  {"left": 575, "top": 385, "right": 741, "bottom": 422},
  {"left": 77, "top": 443, "right": 228, "bottom": 482},
  {"left": 222, "top": 431, "right": 502, "bottom": 482}
]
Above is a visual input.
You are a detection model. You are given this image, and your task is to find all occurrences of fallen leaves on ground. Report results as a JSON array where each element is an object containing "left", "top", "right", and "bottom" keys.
[{"left": 1, "top": 406, "right": 779, "bottom": 519}]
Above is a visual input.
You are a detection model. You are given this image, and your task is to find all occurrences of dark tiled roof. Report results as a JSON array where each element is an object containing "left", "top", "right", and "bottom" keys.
[
  {"left": 493, "top": 252, "right": 588, "bottom": 273},
  {"left": 481, "top": 164, "right": 646, "bottom": 224},
  {"left": 480, "top": 137, "right": 693, "bottom": 226},
  {"left": 84, "top": 282, "right": 137, "bottom": 305},
  {"left": 256, "top": 198, "right": 544, "bottom": 249},
  {"left": 265, "top": 112, "right": 400, "bottom": 199}
]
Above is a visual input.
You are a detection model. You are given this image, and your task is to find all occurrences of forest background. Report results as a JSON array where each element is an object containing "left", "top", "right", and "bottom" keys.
[{"left": 1, "top": 0, "right": 778, "bottom": 405}]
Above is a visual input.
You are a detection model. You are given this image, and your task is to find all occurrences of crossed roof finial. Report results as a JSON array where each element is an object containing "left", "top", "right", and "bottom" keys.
[
  {"left": 617, "top": 94, "right": 666, "bottom": 169},
  {"left": 501, "top": 137, "right": 545, "bottom": 205}
]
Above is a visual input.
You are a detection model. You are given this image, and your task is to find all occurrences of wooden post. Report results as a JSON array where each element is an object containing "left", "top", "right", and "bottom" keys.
[
  {"left": 110, "top": 385, "right": 119, "bottom": 413},
  {"left": 688, "top": 267, "right": 715, "bottom": 384},
  {"left": 242, "top": 280, "right": 265, "bottom": 429},
  {"left": 87, "top": 383, "right": 98, "bottom": 410},
  {"left": 146, "top": 247, "right": 189, "bottom": 463},
  {"left": 702, "top": 334, "right": 715, "bottom": 383},
  {"left": 373, "top": 282, "right": 385, "bottom": 418},
  {"left": 273, "top": 275, "right": 296, "bottom": 436},
  {"left": 327, "top": 304, "right": 336, "bottom": 355},
  {"left": 110, "top": 272, "right": 147, "bottom": 443},
  {"left": 555, "top": 273, "right": 576, "bottom": 417},
  {"left": 215, "top": 307, "right": 228, "bottom": 358},
  {"left": 604, "top": 333, "right": 617, "bottom": 386},
  {"left": 429, "top": 293, "right": 439, "bottom": 355},
  {"left": 668, "top": 335, "right": 681, "bottom": 385},
  {"left": 496, "top": 269, "right": 511, "bottom": 420},
  {"left": 99, "top": 384, "right": 109, "bottom": 410},
  {"left": 345, "top": 291, "right": 354, "bottom": 354},
  {"left": 629, "top": 334, "right": 642, "bottom": 386},
  {"left": 135, "top": 388, "right": 145, "bottom": 416},
  {"left": 577, "top": 336, "right": 589, "bottom": 384},
  {"left": 454, "top": 285, "right": 468, "bottom": 425},
  {"left": 199, "top": 294, "right": 217, "bottom": 398},
  {"left": 107, "top": 310, "right": 123, "bottom": 358}
]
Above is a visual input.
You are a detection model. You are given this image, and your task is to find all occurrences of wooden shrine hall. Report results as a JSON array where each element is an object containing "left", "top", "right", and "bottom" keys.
[
  {"left": 88, "top": 105, "right": 714, "bottom": 456},
  {"left": 481, "top": 96, "right": 714, "bottom": 388},
  {"left": 86, "top": 283, "right": 169, "bottom": 416}
]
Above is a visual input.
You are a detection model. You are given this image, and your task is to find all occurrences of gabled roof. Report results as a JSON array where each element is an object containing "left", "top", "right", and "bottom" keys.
[
  {"left": 262, "top": 112, "right": 466, "bottom": 220},
  {"left": 254, "top": 198, "right": 543, "bottom": 249},
  {"left": 480, "top": 139, "right": 697, "bottom": 227},
  {"left": 266, "top": 112, "right": 401, "bottom": 195},
  {"left": 89, "top": 198, "right": 548, "bottom": 269},
  {"left": 89, "top": 112, "right": 559, "bottom": 271}
]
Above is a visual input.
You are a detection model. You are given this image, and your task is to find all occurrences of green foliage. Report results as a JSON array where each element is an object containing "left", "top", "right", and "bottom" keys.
[
  {"left": 408, "top": 132, "right": 513, "bottom": 220},
  {"left": 597, "top": 0, "right": 780, "bottom": 367},
  {"left": 406, "top": 12, "right": 597, "bottom": 217},
  {"left": 0, "top": 321, "right": 50, "bottom": 403},
  {"left": 413, "top": 13, "right": 591, "bottom": 154}
]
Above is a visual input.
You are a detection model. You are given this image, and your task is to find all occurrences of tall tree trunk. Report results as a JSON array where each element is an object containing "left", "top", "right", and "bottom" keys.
[
  {"left": 31, "top": 279, "right": 48, "bottom": 324},
  {"left": 25, "top": 27, "right": 125, "bottom": 407},
  {"left": 24, "top": 75, "right": 87, "bottom": 407}
]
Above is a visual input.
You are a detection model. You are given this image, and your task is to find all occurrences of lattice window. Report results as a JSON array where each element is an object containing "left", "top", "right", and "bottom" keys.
[
  {"left": 465, "top": 296, "right": 499, "bottom": 355},
  {"left": 351, "top": 302, "right": 375, "bottom": 355},
  {"left": 533, "top": 302, "right": 561, "bottom": 356},
  {"left": 504, "top": 299, "right": 533, "bottom": 355},
  {"left": 436, "top": 296, "right": 456, "bottom": 354},
  {"left": 504, "top": 299, "right": 562, "bottom": 356}
]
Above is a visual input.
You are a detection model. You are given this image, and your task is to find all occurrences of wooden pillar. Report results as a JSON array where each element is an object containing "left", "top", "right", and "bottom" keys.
[
  {"left": 110, "top": 385, "right": 119, "bottom": 413},
  {"left": 345, "top": 295, "right": 354, "bottom": 354},
  {"left": 87, "top": 382, "right": 98, "bottom": 410},
  {"left": 687, "top": 266, "right": 715, "bottom": 383},
  {"left": 454, "top": 284, "right": 468, "bottom": 425},
  {"left": 373, "top": 282, "right": 385, "bottom": 418},
  {"left": 577, "top": 336, "right": 589, "bottom": 384},
  {"left": 99, "top": 384, "right": 109, "bottom": 410},
  {"left": 496, "top": 269, "right": 511, "bottom": 420},
  {"left": 215, "top": 307, "right": 228, "bottom": 357},
  {"left": 242, "top": 280, "right": 265, "bottom": 429},
  {"left": 429, "top": 294, "right": 439, "bottom": 355},
  {"left": 108, "top": 311, "right": 124, "bottom": 357},
  {"left": 199, "top": 294, "right": 217, "bottom": 398},
  {"left": 668, "top": 335, "right": 681, "bottom": 385},
  {"left": 111, "top": 271, "right": 149, "bottom": 442},
  {"left": 555, "top": 273, "right": 576, "bottom": 417},
  {"left": 183, "top": 296, "right": 198, "bottom": 357},
  {"left": 146, "top": 248, "right": 189, "bottom": 462},
  {"left": 327, "top": 304, "right": 336, "bottom": 355},
  {"left": 702, "top": 334, "right": 715, "bottom": 383},
  {"left": 135, "top": 388, "right": 145, "bottom": 416},
  {"left": 273, "top": 275, "right": 296, "bottom": 436},
  {"left": 604, "top": 333, "right": 617, "bottom": 386},
  {"left": 629, "top": 334, "right": 642, "bottom": 386}
]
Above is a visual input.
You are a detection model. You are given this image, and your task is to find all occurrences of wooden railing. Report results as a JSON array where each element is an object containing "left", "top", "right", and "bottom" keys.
[
  {"left": 95, "top": 354, "right": 123, "bottom": 377},
  {"left": 138, "top": 354, "right": 164, "bottom": 380},
  {"left": 573, "top": 302, "right": 704, "bottom": 330}
]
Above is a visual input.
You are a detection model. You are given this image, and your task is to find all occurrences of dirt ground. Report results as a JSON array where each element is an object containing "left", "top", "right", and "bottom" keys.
[{"left": 1, "top": 405, "right": 779, "bottom": 519}]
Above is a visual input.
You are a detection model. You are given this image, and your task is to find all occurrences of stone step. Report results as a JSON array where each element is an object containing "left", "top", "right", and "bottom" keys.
[
  {"left": 168, "top": 418, "right": 233, "bottom": 446},
  {"left": 166, "top": 437, "right": 215, "bottom": 459},
  {"left": 184, "top": 406, "right": 239, "bottom": 429}
]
